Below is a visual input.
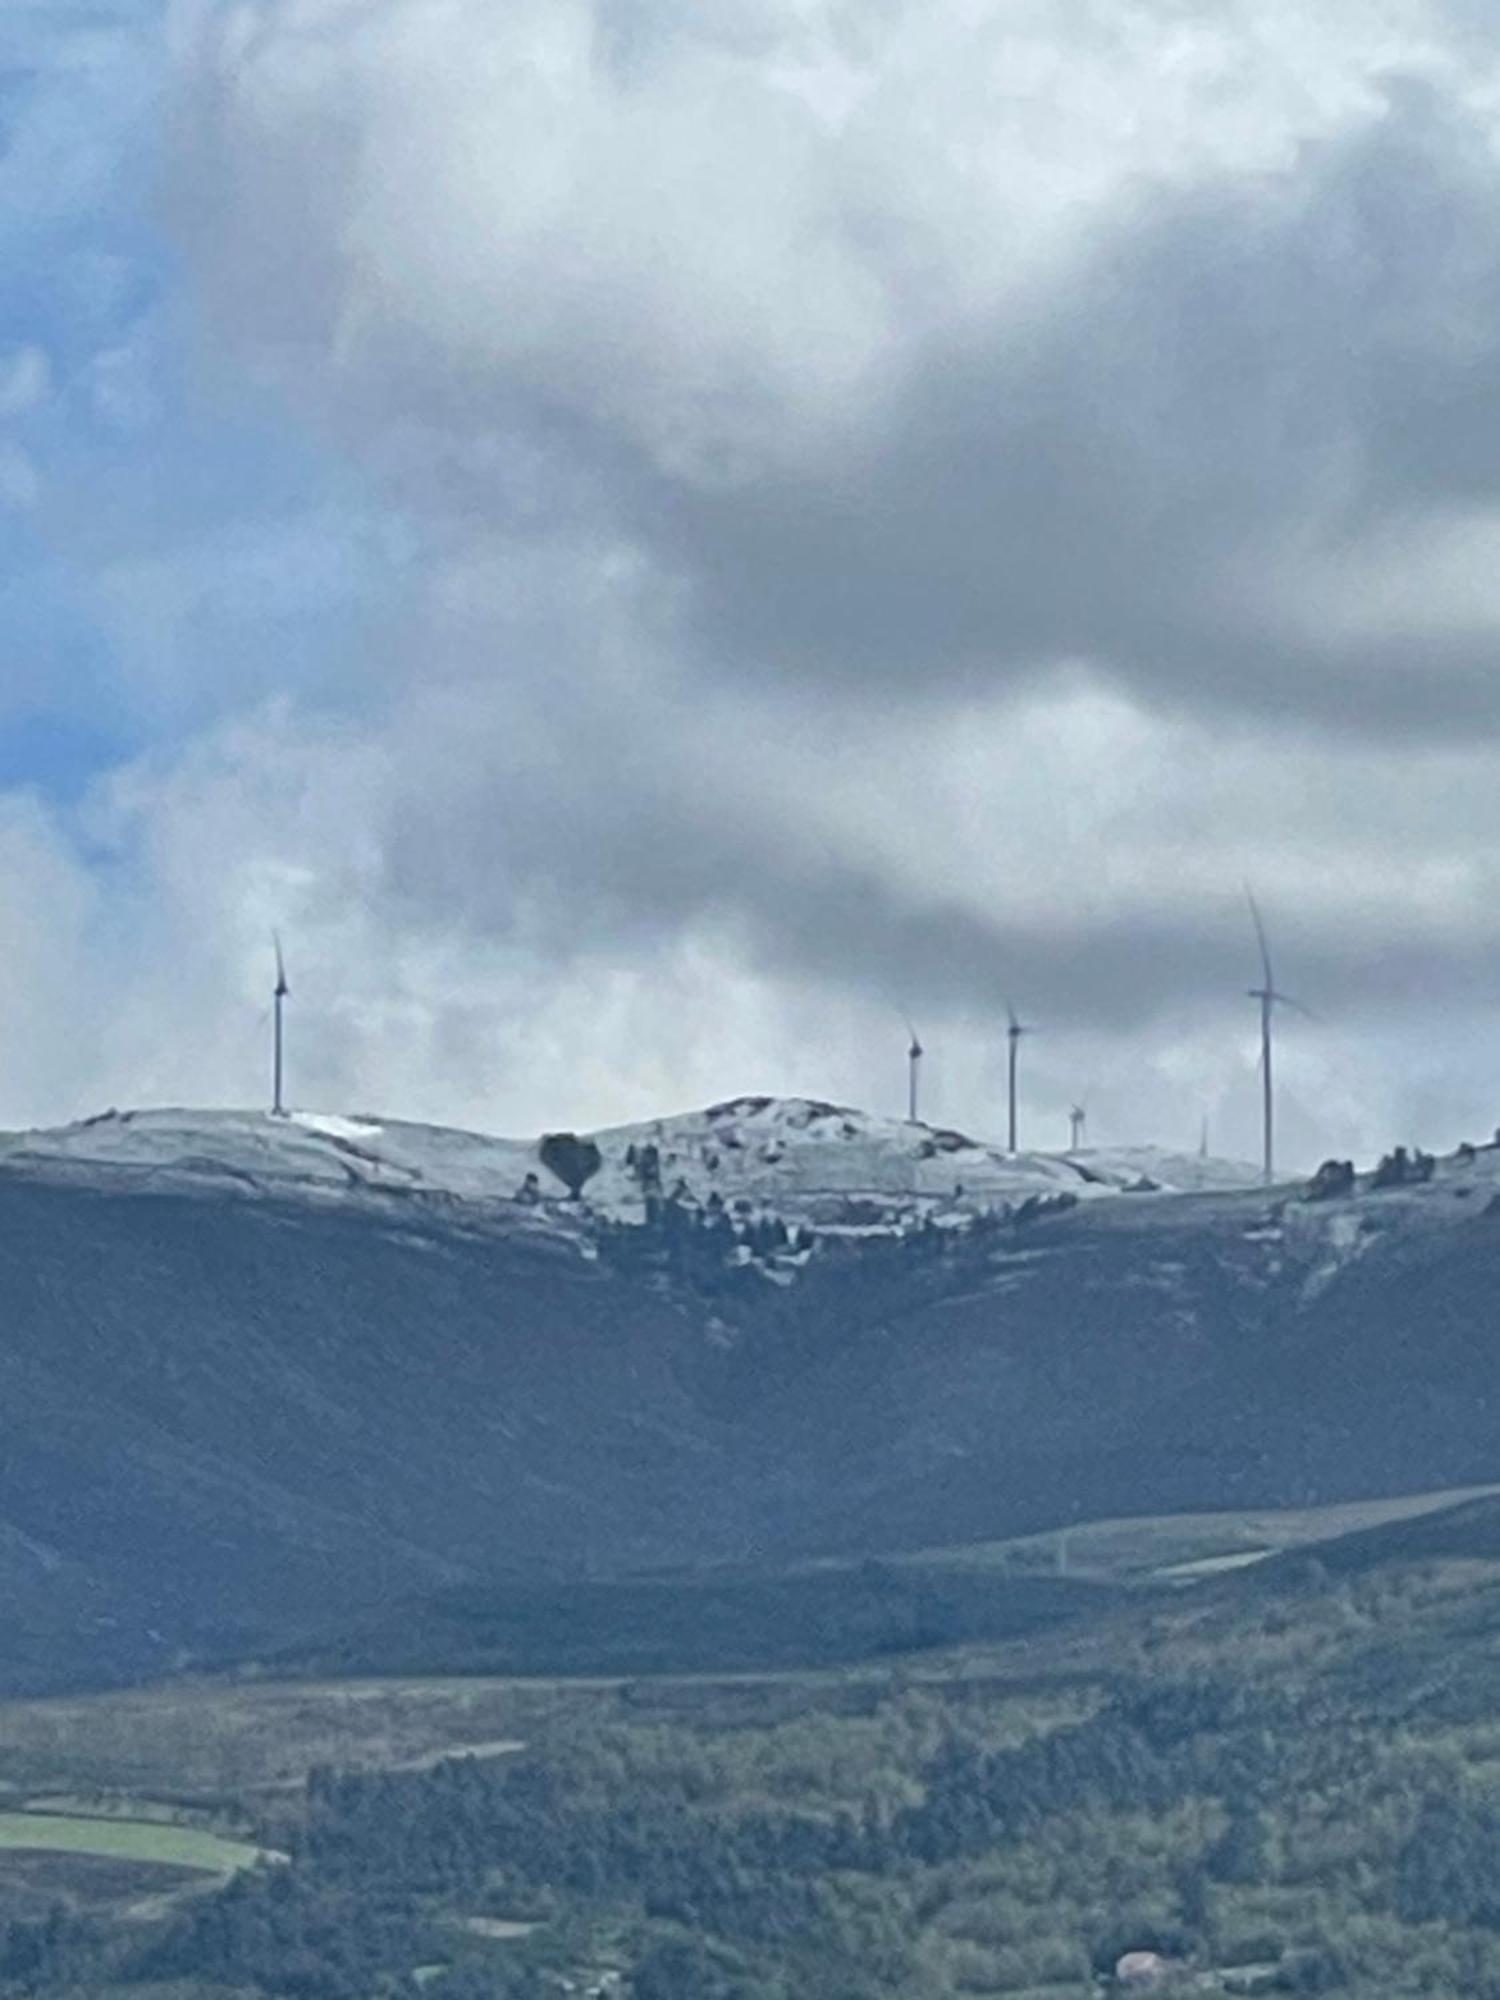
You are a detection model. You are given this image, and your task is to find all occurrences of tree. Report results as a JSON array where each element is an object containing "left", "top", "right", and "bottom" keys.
[
  {"left": 539, "top": 1132, "right": 603, "bottom": 1200},
  {"left": 1306, "top": 1159, "right": 1355, "bottom": 1201},
  {"left": 1208, "top": 1807, "right": 1275, "bottom": 1885}
]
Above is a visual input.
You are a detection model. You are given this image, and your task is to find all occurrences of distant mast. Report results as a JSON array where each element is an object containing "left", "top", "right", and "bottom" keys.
[
  {"left": 1246, "top": 893, "right": 1304, "bottom": 1186},
  {"left": 1069, "top": 1104, "right": 1086, "bottom": 1151},
  {"left": 272, "top": 934, "right": 289, "bottom": 1118},
  {"left": 907, "top": 1022, "right": 924, "bottom": 1124},
  {"left": 1006, "top": 1002, "right": 1032, "bottom": 1154}
]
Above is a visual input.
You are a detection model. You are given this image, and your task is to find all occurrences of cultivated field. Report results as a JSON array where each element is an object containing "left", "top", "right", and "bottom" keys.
[{"left": 0, "top": 1810, "right": 264, "bottom": 1876}]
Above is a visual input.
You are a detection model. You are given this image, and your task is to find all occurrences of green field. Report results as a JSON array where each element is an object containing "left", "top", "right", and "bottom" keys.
[
  {"left": 0, "top": 1812, "right": 266, "bottom": 1877},
  {"left": 904, "top": 1482, "right": 1500, "bottom": 1584}
]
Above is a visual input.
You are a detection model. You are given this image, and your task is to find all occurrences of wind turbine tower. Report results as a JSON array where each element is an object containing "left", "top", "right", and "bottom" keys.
[
  {"left": 1006, "top": 1003, "right": 1032, "bottom": 1155},
  {"left": 1246, "top": 894, "right": 1303, "bottom": 1185},
  {"left": 1069, "top": 1104, "right": 1087, "bottom": 1152},
  {"left": 272, "top": 934, "right": 289, "bottom": 1118},
  {"left": 907, "top": 1022, "right": 924, "bottom": 1125}
]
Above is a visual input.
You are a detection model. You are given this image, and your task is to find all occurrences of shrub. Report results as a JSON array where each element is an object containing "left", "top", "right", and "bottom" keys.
[{"left": 539, "top": 1132, "right": 604, "bottom": 1199}]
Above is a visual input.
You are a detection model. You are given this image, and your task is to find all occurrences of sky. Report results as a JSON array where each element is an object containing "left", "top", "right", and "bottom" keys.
[{"left": 5, "top": 0, "right": 1500, "bottom": 1166}]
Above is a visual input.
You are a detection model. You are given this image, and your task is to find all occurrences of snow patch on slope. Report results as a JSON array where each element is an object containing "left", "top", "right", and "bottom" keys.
[
  {"left": 581, "top": 1096, "right": 1258, "bottom": 1222},
  {"left": 0, "top": 1096, "right": 1262, "bottom": 1234}
]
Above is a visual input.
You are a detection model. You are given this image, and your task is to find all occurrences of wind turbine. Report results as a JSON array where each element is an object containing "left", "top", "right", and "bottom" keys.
[
  {"left": 1069, "top": 1103, "right": 1087, "bottom": 1152},
  {"left": 272, "top": 933, "right": 289, "bottom": 1118},
  {"left": 1006, "top": 1002, "right": 1032, "bottom": 1155},
  {"left": 906, "top": 1020, "right": 924, "bottom": 1125},
  {"left": 1246, "top": 893, "right": 1304, "bottom": 1185}
]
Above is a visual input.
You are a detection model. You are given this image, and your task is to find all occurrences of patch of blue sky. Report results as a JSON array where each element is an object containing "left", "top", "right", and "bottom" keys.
[
  {"left": 0, "top": 0, "right": 406, "bottom": 801},
  {"left": 0, "top": 7, "right": 160, "bottom": 229},
  {"left": 0, "top": 0, "right": 162, "bottom": 784},
  {"left": 0, "top": 709, "right": 134, "bottom": 801},
  {"left": 0, "top": 490, "right": 143, "bottom": 779}
]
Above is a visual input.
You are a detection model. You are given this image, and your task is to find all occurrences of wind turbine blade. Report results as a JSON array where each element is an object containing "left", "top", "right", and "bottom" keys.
[
  {"left": 273, "top": 930, "right": 288, "bottom": 996},
  {"left": 1274, "top": 992, "right": 1317, "bottom": 1021}
]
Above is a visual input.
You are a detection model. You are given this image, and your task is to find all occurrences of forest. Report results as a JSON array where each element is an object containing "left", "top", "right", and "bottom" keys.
[{"left": 6, "top": 1507, "right": 1500, "bottom": 1999}]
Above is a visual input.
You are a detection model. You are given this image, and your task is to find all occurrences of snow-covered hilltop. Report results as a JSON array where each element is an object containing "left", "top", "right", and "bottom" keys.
[
  {"left": 581, "top": 1095, "right": 1260, "bottom": 1220},
  {"left": 0, "top": 1095, "right": 1261, "bottom": 1232}
]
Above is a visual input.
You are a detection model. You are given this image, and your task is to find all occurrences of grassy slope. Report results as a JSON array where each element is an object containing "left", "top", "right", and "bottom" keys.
[
  {"left": 0, "top": 1813, "right": 262, "bottom": 1877},
  {"left": 275, "top": 1561, "right": 1121, "bottom": 1680},
  {"left": 265, "top": 1486, "right": 1500, "bottom": 1682},
  {"left": 0, "top": 1487, "right": 1489, "bottom": 1796}
]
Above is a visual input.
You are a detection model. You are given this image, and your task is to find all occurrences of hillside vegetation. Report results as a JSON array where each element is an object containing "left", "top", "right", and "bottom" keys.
[
  {"left": 1, "top": 1103, "right": 1500, "bottom": 1688},
  {"left": 5, "top": 1494, "right": 1500, "bottom": 1996}
]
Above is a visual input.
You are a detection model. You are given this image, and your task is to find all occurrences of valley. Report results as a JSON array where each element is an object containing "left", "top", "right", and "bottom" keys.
[{"left": 2, "top": 1484, "right": 1500, "bottom": 1997}]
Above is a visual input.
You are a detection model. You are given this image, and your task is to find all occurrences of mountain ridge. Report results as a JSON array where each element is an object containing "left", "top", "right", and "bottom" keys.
[
  {"left": 0, "top": 1096, "right": 1261, "bottom": 1228},
  {"left": 0, "top": 1096, "right": 1497, "bottom": 1693}
]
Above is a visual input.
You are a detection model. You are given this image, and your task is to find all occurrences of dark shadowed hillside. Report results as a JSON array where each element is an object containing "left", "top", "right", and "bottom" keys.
[{"left": 1, "top": 1106, "right": 1499, "bottom": 1689}]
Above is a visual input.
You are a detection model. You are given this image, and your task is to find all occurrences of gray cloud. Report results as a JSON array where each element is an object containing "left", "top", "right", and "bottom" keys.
[
  {"left": 474, "top": 75, "right": 1500, "bottom": 741},
  {"left": 4, "top": 0, "right": 1480, "bottom": 1168},
  {"left": 165, "top": 10, "right": 1500, "bottom": 724}
]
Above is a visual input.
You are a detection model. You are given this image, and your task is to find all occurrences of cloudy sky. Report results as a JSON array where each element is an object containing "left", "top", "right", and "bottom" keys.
[{"left": 5, "top": 0, "right": 1500, "bottom": 1165}]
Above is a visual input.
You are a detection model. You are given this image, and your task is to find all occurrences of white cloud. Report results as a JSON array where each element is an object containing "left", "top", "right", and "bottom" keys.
[
  {"left": 0, "top": 799, "right": 100, "bottom": 1126},
  {"left": 168, "top": 0, "right": 1469, "bottom": 484},
  {"left": 4, "top": 0, "right": 1500, "bottom": 1168},
  {"left": 1, "top": 642, "right": 1485, "bottom": 1170}
]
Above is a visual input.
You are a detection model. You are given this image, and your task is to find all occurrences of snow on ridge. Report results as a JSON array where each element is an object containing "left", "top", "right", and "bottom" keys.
[
  {"left": 292, "top": 1112, "right": 382, "bottom": 1145},
  {"left": 2, "top": 1101, "right": 1495, "bottom": 1306},
  {"left": 0, "top": 1097, "right": 1263, "bottom": 1225},
  {"left": 0, "top": 1106, "right": 535, "bottom": 1205},
  {"left": 582, "top": 1094, "right": 1260, "bottom": 1213}
]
